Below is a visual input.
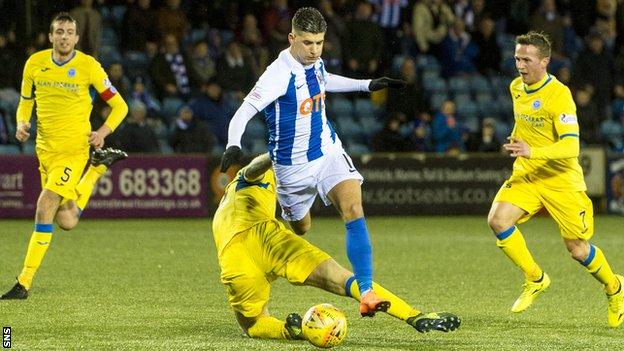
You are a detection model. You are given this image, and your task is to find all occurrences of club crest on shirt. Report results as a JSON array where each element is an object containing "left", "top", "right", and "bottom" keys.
[
  {"left": 531, "top": 99, "right": 541, "bottom": 110},
  {"left": 559, "top": 113, "right": 577, "bottom": 124},
  {"left": 316, "top": 71, "right": 325, "bottom": 85},
  {"left": 67, "top": 68, "right": 76, "bottom": 77}
]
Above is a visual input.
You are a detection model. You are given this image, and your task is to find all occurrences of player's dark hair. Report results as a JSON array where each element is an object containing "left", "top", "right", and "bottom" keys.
[
  {"left": 292, "top": 7, "right": 327, "bottom": 34},
  {"left": 516, "top": 31, "right": 551, "bottom": 58},
  {"left": 49, "top": 12, "right": 77, "bottom": 33}
]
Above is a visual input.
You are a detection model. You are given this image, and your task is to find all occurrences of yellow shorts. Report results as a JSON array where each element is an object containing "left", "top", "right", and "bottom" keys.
[
  {"left": 37, "top": 149, "right": 89, "bottom": 200},
  {"left": 493, "top": 177, "right": 594, "bottom": 240},
  {"left": 218, "top": 220, "right": 331, "bottom": 317}
]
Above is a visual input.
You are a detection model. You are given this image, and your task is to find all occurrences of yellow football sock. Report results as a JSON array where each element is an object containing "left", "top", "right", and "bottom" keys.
[
  {"left": 496, "top": 226, "right": 543, "bottom": 281},
  {"left": 76, "top": 165, "right": 106, "bottom": 210},
  {"left": 347, "top": 277, "right": 420, "bottom": 320},
  {"left": 581, "top": 245, "right": 620, "bottom": 295},
  {"left": 17, "top": 225, "right": 53, "bottom": 290},
  {"left": 246, "top": 316, "right": 289, "bottom": 339}
]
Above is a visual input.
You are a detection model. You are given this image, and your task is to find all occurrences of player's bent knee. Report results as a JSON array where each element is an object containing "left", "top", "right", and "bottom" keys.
[
  {"left": 339, "top": 203, "right": 364, "bottom": 221},
  {"left": 487, "top": 214, "right": 510, "bottom": 234},
  {"left": 56, "top": 218, "right": 78, "bottom": 231}
]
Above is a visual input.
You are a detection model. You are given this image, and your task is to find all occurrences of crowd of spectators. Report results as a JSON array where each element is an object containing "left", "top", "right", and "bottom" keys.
[{"left": 0, "top": 0, "right": 624, "bottom": 156}]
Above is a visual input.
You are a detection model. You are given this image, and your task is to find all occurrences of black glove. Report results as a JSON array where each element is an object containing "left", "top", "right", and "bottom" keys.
[
  {"left": 368, "top": 77, "right": 406, "bottom": 91},
  {"left": 220, "top": 146, "right": 243, "bottom": 173}
]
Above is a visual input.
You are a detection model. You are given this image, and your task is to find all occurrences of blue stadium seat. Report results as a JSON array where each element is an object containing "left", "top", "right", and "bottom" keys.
[
  {"left": 354, "top": 98, "right": 377, "bottom": 119},
  {"left": 463, "top": 115, "right": 480, "bottom": 132},
  {"left": 449, "top": 77, "right": 471, "bottom": 95},
  {"left": 490, "top": 76, "right": 512, "bottom": 93},
  {"left": 346, "top": 142, "right": 370, "bottom": 156},
  {"left": 244, "top": 118, "right": 267, "bottom": 140},
  {"left": 416, "top": 55, "right": 440, "bottom": 72},
  {"left": 456, "top": 100, "right": 478, "bottom": 119},
  {"left": 161, "top": 97, "right": 185, "bottom": 120},
  {"left": 612, "top": 99, "right": 624, "bottom": 118},
  {"left": 211, "top": 144, "right": 225, "bottom": 157},
  {"left": 495, "top": 120, "right": 512, "bottom": 141},
  {"left": 101, "top": 26, "right": 119, "bottom": 46},
  {"left": 454, "top": 93, "right": 472, "bottom": 107},
  {"left": 358, "top": 115, "right": 382, "bottom": 137},
  {"left": 329, "top": 98, "right": 354, "bottom": 119},
  {"left": 99, "top": 45, "right": 122, "bottom": 68},
  {"left": 22, "top": 141, "right": 35, "bottom": 155},
  {"left": 422, "top": 68, "right": 440, "bottom": 80},
  {"left": 476, "top": 92, "right": 493, "bottom": 103},
  {"left": 430, "top": 92, "right": 449, "bottom": 111},
  {"left": 478, "top": 100, "right": 499, "bottom": 118},
  {"left": 0, "top": 145, "right": 20, "bottom": 154},
  {"left": 110, "top": 5, "right": 127, "bottom": 27},
  {"left": 159, "top": 139, "right": 173, "bottom": 154},
  {"left": 496, "top": 95, "right": 514, "bottom": 117},
  {"left": 250, "top": 139, "right": 267, "bottom": 154},
  {"left": 123, "top": 51, "right": 149, "bottom": 80},
  {"left": 423, "top": 76, "right": 447, "bottom": 95},
  {"left": 470, "top": 76, "right": 491, "bottom": 95}
]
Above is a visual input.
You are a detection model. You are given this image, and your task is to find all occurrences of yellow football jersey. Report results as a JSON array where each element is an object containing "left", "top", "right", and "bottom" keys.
[
  {"left": 212, "top": 167, "right": 278, "bottom": 256},
  {"left": 19, "top": 49, "right": 118, "bottom": 152},
  {"left": 509, "top": 73, "right": 586, "bottom": 191}
]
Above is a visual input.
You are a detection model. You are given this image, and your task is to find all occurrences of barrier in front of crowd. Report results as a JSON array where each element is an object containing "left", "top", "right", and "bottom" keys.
[{"left": 0, "top": 148, "right": 615, "bottom": 218}]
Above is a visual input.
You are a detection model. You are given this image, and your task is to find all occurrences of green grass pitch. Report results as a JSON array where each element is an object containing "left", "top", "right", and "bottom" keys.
[{"left": 1, "top": 216, "right": 623, "bottom": 350}]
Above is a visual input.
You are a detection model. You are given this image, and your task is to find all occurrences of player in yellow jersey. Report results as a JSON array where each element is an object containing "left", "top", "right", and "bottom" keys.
[
  {"left": 487, "top": 31, "right": 624, "bottom": 327},
  {"left": 1, "top": 13, "right": 129, "bottom": 300},
  {"left": 213, "top": 153, "right": 460, "bottom": 341}
]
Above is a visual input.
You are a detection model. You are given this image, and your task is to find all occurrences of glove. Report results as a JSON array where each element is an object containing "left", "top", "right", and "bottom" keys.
[
  {"left": 368, "top": 77, "right": 406, "bottom": 91},
  {"left": 220, "top": 146, "right": 243, "bottom": 172}
]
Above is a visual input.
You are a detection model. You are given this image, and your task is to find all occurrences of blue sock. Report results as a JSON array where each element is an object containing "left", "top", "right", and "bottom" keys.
[{"left": 345, "top": 217, "right": 373, "bottom": 295}]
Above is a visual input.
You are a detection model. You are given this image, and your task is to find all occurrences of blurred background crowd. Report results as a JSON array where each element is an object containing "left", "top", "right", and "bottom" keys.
[{"left": 0, "top": 0, "right": 623, "bottom": 156}]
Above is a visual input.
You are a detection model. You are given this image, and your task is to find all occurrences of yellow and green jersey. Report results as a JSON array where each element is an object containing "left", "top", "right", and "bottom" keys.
[
  {"left": 212, "top": 167, "right": 278, "bottom": 256},
  {"left": 509, "top": 73, "right": 586, "bottom": 191},
  {"left": 18, "top": 49, "right": 119, "bottom": 152}
]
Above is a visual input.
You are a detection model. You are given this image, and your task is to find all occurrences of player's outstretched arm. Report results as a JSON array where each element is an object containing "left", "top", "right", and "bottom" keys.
[
  {"left": 221, "top": 101, "right": 259, "bottom": 172},
  {"left": 243, "top": 153, "right": 272, "bottom": 181}
]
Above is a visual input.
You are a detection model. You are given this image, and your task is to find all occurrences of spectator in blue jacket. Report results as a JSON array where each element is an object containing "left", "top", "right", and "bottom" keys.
[{"left": 431, "top": 100, "right": 465, "bottom": 153}]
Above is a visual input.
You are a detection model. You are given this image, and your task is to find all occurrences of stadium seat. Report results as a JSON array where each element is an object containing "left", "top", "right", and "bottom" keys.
[
  {"left": 250, "top": 139, "right": 267, "bottom": 154},
  {"left": 430, "top": 92, "right": 449, "bottom": 111},
  {"left": 337, "top": 117, "right": 366, "bottom": 144},
  {"left": 211, "top": 144, "right": 225, "bottom": 157},
  {"left": 495, "top": 120, "right": 512, "bottom": 142},
  {"left": 612, "top": 99, "right": 624, "bottom": 118},
  {"left": 159, "top": 139, "right": 173, "bottom": 154},
  {"left": 358, "top": 115, "right": 383, "bottom": 137},
  {"left": 354, "top": 99, "right": 377, "bottom": 119},
  {"left": 476, "top": 93, "right": 493, "bottom": 103},
  {"left": 244, "top": 118, "right": 267, "bottom": 140},
  {"left": 470, "top": 76, "right": 491, "bottom": 95},
  {"left": 416, "top": 55, "right": 440, "bottom": 72},
  {"left": 161, "top": 97, "right": 185, "bottom": 120},
  {"left": 99, "top": 45, "right": 122, "bottom": 68},
  {"left": 22, "top": 141, "right": 35, "bottom": 155},
  {"left": 346, "top": 142, "right": 370, "bottom": 156},
  {"left": 496, "top": 95, "right": 514, "bottom": 117},
  {"left": 490, "top": 76, "right": 512, "bottom": 93},
  {"left": 448, "top": 77, "right": 471, "bottom": 95},
  {"left": 423, "top": 76, "right": 447, "bottom": 95},
  {"left": 110, "top": 5, "right": 127, "bottom": 27},
  {"left": 454, "top": 93, "right": 472, "bottom": 107},
  {"left": 478, "top": 100, "right": 499, "bottom": 118},
  {"left": 101, "top": 26, "right": 119, "bottom": 47},
  {"left": 463, "top": 115, "right": 480, "bottom": 132},
  {"left": 0, "top": 144, "right": 20, "bottom": 154},
  {"left": 456, "top": 100, "right": 478, "bottom": 118},
  {"left": 123, "top": 51, "right": 149, "bottom": 80},
  {"left": 329, "top": 98, "right": 354, "bottom": 119}
]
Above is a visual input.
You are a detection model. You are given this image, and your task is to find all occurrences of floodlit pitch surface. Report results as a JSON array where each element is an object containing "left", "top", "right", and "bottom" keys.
[{"left": 1, "top": 216, "right": 623, "bottom": 350}]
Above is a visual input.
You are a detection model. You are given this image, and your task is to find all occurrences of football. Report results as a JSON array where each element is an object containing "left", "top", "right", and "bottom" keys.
[{"left": 301, "top": 303, "right": 348, "bottom": 348}]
